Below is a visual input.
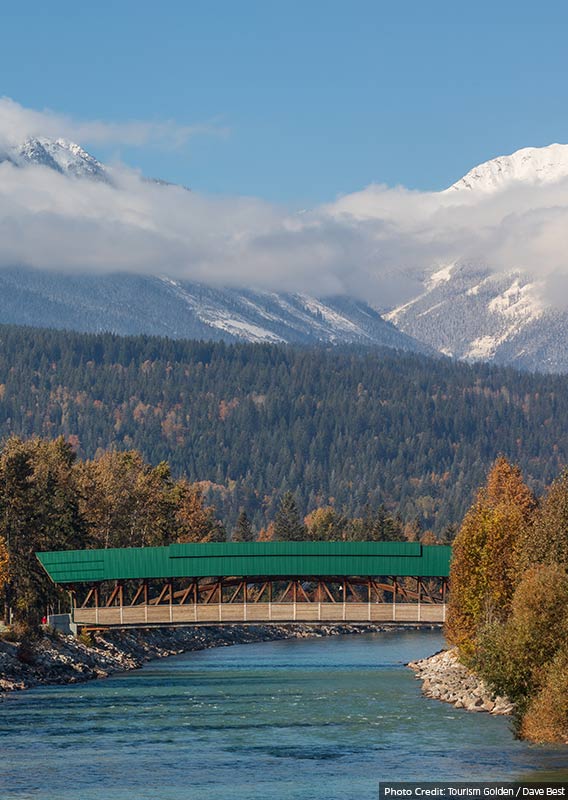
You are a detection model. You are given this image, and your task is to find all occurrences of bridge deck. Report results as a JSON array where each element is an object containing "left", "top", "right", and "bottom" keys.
[{"left": 73, "top": 601, "right": 446, "bottom": 627}]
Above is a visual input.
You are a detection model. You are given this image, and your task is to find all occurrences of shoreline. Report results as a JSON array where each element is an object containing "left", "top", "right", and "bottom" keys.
[
  {"left": 408, "top": 648, "right": 514, "bottom": 715},
  {"left": 1, "top": 622, "right": 439, "bottom": 695}
]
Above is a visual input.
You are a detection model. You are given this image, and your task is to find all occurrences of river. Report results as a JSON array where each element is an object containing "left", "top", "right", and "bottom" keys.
[{"left": 1, "top": 629, "right": 566, "bottom": 799}]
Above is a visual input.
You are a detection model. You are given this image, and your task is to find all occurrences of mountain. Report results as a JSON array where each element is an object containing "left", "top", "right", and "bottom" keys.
[
  {"left": 384, "top": 262, "right": 568, "bottom": 371},
  {"left": 445, "top": 143, "right": 568, "bottom": 194},
  {"left": 0, "top": 135, "right": 431, "bottom": 353},
  {"left": 0, "top": 136, "right": 108, "bottom": 180},
  {"left": 2, "top": 135, "right": 568, "bottom": 370},
  {"left": 0, "top": 267, "right": 430, "bottom": 352},
  {"left": 384, "top": 144, "right": 568, "bottom": 372}
]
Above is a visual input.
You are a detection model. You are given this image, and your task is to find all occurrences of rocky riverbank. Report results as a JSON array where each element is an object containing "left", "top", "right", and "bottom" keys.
[
  {"left": 1, "top": 622, "right": 406, "bottom": 694},
  {"left": 408, "top": 648, "right": 514, "bottom": 715}
]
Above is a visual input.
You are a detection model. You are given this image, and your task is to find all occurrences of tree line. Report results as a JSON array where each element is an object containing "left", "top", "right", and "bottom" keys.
[
  {"left": 0, "top": 436, "right": 425, "bottom": 631},
  {"left": 1, "top": 324, "right": 568, "bottom": 532},
  {"left": 446, "top": 456, "right": 568, "bottom": 744}
]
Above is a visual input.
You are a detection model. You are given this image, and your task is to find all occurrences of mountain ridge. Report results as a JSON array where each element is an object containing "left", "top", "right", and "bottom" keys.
[
  {"left": 0, "top": 267, "right": 431, "bottom": 353},
  {"left": 1, "top": 135, "right": 568, "bottom": 370},
  {"left": 445, "top": 142, "right": 568, "bottom": 193}
]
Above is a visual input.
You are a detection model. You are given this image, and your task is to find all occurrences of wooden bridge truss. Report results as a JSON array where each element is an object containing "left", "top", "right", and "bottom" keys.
[{"left": 71, "top": 575, "right": 448, "bottom": 627}]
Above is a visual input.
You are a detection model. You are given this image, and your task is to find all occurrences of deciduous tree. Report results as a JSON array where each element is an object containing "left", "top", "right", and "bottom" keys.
[
  {"left": 175, "top": 482, "right": 226, "bottom": 543},
  {"left": 446, "top": 457, "right": 536, "bottom": 659}
]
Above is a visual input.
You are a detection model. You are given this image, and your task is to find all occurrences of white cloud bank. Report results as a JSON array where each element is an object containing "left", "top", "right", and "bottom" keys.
[
  {"left": 0, "top": 97, "right": 220, "bottom": 150},
  {"left": 1, "top": 98, "right": 568, "bottom": 308}
]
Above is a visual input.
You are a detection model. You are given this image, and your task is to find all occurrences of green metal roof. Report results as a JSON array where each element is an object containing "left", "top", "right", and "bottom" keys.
[{"left": 36, "top": 541, "right": 451, "bottom": 585}]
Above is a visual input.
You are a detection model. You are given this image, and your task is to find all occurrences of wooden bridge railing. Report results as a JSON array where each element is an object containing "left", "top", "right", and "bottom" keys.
[{"left": 73, "top": 601, "right": 446, "bottom": 627}]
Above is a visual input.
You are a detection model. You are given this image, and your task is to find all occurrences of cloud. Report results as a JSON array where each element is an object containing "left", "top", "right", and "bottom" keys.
[
  {"left": 0, "top": 160, "right": 384, "bottom": 299},
  {"left": 1, "top": 98, "right": 568, "bottom": 309},
  {"left": 0, "top": 97, "right": 222, "bottom": 150},
  {"left": 323, "top": 177, "right": 568, "bottom": 306}
]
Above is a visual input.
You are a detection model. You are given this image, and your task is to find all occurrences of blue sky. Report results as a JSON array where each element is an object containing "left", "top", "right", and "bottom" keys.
[{"left": 3, "top": 0, "right": 568, "bottom": 204}]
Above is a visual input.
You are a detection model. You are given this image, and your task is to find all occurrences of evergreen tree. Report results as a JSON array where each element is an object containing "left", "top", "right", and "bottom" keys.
[
  {"left": 232, "top": 509, "right": 254, "bottom": 542},
  {"left": 0, "top": 323, "right": 566, "bottom": 534},
  {"left": 273, "top": 492, "right": 306, "bottom": 541},
  {"left": 439, "top": 523, "right": 458, "bottom": 545}
]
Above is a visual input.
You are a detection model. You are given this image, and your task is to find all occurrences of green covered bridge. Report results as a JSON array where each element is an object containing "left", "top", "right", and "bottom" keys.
[{"left": 37, "top": 541, "right": 451, "bottom": 628}]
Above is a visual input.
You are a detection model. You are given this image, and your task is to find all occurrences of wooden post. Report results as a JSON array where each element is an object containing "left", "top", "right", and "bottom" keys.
[
  {"left": 293, "top": 580, "right": 297, "bottom": 621},
  {"left": 94, "top": 586, "right": 100, "bottom": 626},
  {"left": 119, "top": 583, "right": 124, "bottom": 625},
  {"left": 268, "top": 580, "right": 272, "bottom": 621},
  {"left": 368, "top": 578, "right": 371, "bottom": 622},
  {"left": 417, "top": 578, "right": 421, "bottom": 623},
  {"left": 243, "top": 578, "right": 247, "bottom": 622},
  {"left": 342, "top": 578, "right": 346, "bottom": 621},
  {"left": 393, "top": 578, "right": 397, "bottom": 622},
  {"left": 144, "top": 581, "right": 148, "bottom": 623}
]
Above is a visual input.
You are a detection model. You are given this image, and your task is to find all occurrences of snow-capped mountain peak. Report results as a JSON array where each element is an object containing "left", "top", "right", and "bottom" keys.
[
  {"left": 446, "top": 143, "right": 568, "bottom": 194},
  {"left": 0, "top": 136, "right": 107, "bottom": 180}
]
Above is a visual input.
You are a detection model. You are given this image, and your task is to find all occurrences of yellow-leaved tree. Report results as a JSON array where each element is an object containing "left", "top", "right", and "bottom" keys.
[
  {"left": 304, "top": 507, "right": 344, "bottom": 541},
  {"left": 445, "top": 456, "right": 536, "bottom": 661}
]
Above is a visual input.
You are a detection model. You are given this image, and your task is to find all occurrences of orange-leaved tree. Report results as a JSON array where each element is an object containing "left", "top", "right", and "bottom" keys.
[{"left": 174, "top": 481, "right": 226, "bottom": 543}]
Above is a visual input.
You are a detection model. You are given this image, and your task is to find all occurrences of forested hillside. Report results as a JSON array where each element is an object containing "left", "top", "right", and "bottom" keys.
[{"left": 0, "top": 324, "right": 567, "bottom": 531}]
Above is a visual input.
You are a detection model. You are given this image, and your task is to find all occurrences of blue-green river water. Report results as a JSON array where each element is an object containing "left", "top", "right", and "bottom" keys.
[{"left": 1, "top": 629, "right": 566, "bottom": 799}]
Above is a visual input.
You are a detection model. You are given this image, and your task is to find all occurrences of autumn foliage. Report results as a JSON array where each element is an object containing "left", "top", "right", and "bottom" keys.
[
  {"left": 0, "top": 436, "right": 227, "bottom": 626},
  {"left": 446, "top": 457, "right": 535, "bottom": 658},
  {"left": 447, "top": 456, "right": 568, "bottom": 744},
  {"left": 0, "top": 535, "right": 9, "bottom": 595}
]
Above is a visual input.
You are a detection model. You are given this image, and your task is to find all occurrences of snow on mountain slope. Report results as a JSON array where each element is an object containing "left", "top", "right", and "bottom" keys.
[
  {"left": 386, "top": 265, "right": 547, "bottom": 364},
  {"left": 380, "top": 143, "right": 568, "bottom": 372},
  {"left": 0, "top": 135, "right": 431, "bottom": 352},
  {"left": 0, "top": 267, "right": 431, "bottom": 353},
  {"left": 3, "top": 133, "right": 568, "bottom": 370},
  {"left": 445, "top": 143, "right": 568, "bottom": 194},
  {"left": 0, "top": 137, "right": 108, "bottom": 180}
]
